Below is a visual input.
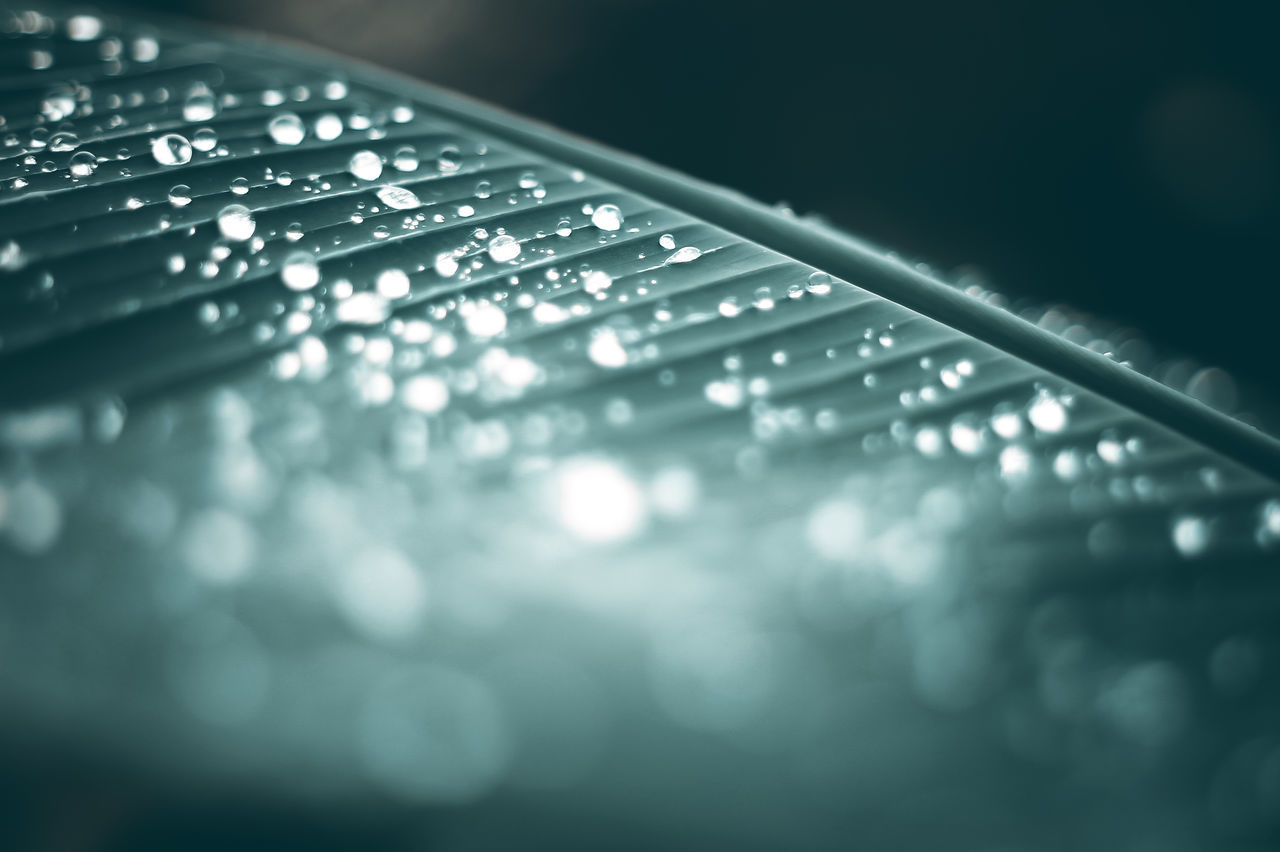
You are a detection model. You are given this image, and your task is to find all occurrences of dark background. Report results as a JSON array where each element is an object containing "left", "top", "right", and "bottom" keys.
[{"left": 121, "top": 0, "right": 1280, "bottom": 393}]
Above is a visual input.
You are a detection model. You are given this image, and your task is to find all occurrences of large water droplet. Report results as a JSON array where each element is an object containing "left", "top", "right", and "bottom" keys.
[
  {"left": 376, "top": 268, "right": 411, "bottom": 299},
  {"left": 376, "top": 185, "right": 421, "bottom": 210},
  {"left": 216, "top": 204, "right": 255, "bottom": 241},
  {"left": 151, "top": 133, "right": 192, "bottom": 166},
  {"left": 281, "top": 252, "right": 321, "bottom": 291},
  {"left": 487, "top": 234, "right": 521, "bottom": 263},
  {"left": 69, "top": 150, "right": 96, "bottom": 177},
  {"left": 591, "top": 204, "right": 623, "bottom": 232},
  {"left": 183, "top": 91, "right": 218, "bottom": 122},
  {"left": 348, "top": 150, "right": 383, "bottom": 181},
  {"left": 267, "top": 113, "right": 306, "bottom": 146}
]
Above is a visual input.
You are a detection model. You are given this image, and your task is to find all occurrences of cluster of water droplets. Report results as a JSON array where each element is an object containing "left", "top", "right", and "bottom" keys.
[{"left": 2, "top": 11, "right": 1280, "bottom": 844}]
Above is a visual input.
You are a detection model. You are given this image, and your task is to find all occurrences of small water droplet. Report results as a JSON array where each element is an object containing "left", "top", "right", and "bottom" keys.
[
  {"left": 168, "top": 184, "right": 192, "bottom": 207},
  {"left": 664, "top": 246, "right": 702, "bottom": 265}
]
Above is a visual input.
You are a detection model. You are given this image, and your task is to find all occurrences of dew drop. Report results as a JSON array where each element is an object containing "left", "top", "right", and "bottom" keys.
[
  {"left": 69, "top": 150, "right": 97, "bottom": 177},
  {"left": 393, "top": 146, "right": 419, "bottom": 172},
  {"left": 167, "top": 184, "right": 192, "bottom": 207},
  {"left": 151, "top": 133, "right": 192, "bottom": 166},
  {"left": 49, "top": 132, "right": 79, "bottom": 152},
  {"left": 191, "top": 128, "right": 217, "bottom": 152},
  {"left": 183, "top": 91, "right": 218, "bottom": 122},
  {"left": 588, "top": 329, "right": 628, "bottom": 368},
  {"left": 336, "top": 292, "right": 391, "bottom": 325},
  {"left": 487, "top": 234, "right": 521, "bottom": 263},
  {"left": 434, "top": 253, "right": 459, "bottom": 278},
  {"left": 464, "top": 302, "right": 507, "bottom": 338},
  {"left": 436, "top": 145, "right": 462, "bottom": 172},
  {"left": 376, "top": 268, "right": 411, "bottom": 299},
  {"left": 664, "top": 246, "right": 702, "bottom": 265},
  {"left": 376, "top": 185, "right": 421, "bottom": 210},
  {"left": 591, "top": 203, "right": 623, "bottom": 232},
  {"left": 267, "top": 113, "right": 306, "bottom": 146},
  {"left": 348, "top": 150, "right": 383, "bottom": 181},
  {"left": 583, "top": 270, "right": 613, "bottom": 294},
  {"left": 313, "top": 112, "right": 344, "bottom": 141},
  {"left": 216, "top": 204, "right": 255, "bottom": 241},
  {"left": 281, "top": 252, "right": 321, "bottom": 291}
]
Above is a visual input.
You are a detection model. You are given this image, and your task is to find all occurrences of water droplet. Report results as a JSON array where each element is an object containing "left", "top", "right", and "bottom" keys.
[
  {"left": 583, "top": 270, "right": 612, "bottom": 294},
  {"left": 376, "top": 268, "right": 411, "bottom": 299},
  {"left": 281, "top": 252, "right": 320, "bottom": 290},
  {"left": 1028, "top": 393, "right": 1068, "bottom": 433},
  {"left": 704, "top": 379, "right": 745, "bottom": 408},
  {"left": 49, "top": 132, "right": 79, "bottom": 152},
  {"left": 336, "top": 292, "right": 391, "bottom": 325},
  {"left": 588, "top": 329, "right": 628, "bottom": 368},
  {"left": 402, "top": 374, "right": 450, "bottom": 414},
  {"left": 69, "top": 150, "right": 96, "bottom": 177},
  {"left": 664, "top": 246, "right": 702, "bottom": 265},
  {"left": 806, "top": 271, "right": 834, "bottom": 295},
  {"left": 168, "top": 184, "right": 192, "bottom": 207},
  {"left": 216, "top": 204, "right": 255, "bottom": 241},
  {"left": 348, "top": 150, "right": 383, "bottom": 181},
  {"left": 191, "top": 128, "right": 217, "bottom": 152},
  {"left": 183, "top": 91, "right": 218, "bottom": 122},
  {"left": 437, "top": 145, "right": 462, "bottom": 172},
  {"left": 41, "top": 93, "right": 75, "bottom": 121},
  {"left": 487, "top": 234, "right": 522, "bottom": 263},
  {"left": 1172, "top": 516, "right": 1210, "bottom": 557},
  {"left": 659, "top": 233, "right": 676, "bottom": 250},
  {"left": 313, "top": 112, "right": 343, "bottom": 141},
  {"left": 267, "top": 113, "right": 306, "bottom": 146},
  {"left": 464, "top": 302, "right": 507, "bottom": 338},
  {"left": 434, "top": 253, "right": 459, "bottom": 278},
  {"left": 393, "top": 146, "right": 419, "bottom": 171},
  {"left": 151, "top": 133, "right": 192, "bottom": 166},
  {"left": 67, "top": 14, "right": 103, "bottom": 41},
  {"left": 553, "top": 457, "right": 646, "bottom": 543},
  {"left": 591, "top": 203, "right": 623, "bottom": 232},
  {"left": 374, "top": 185, "right": 421, "bottom": 210}
]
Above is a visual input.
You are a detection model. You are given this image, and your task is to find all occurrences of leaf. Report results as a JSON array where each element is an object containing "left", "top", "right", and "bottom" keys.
[{"left": 1, "top": 7, "right": 1278, "bottom": 850}]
